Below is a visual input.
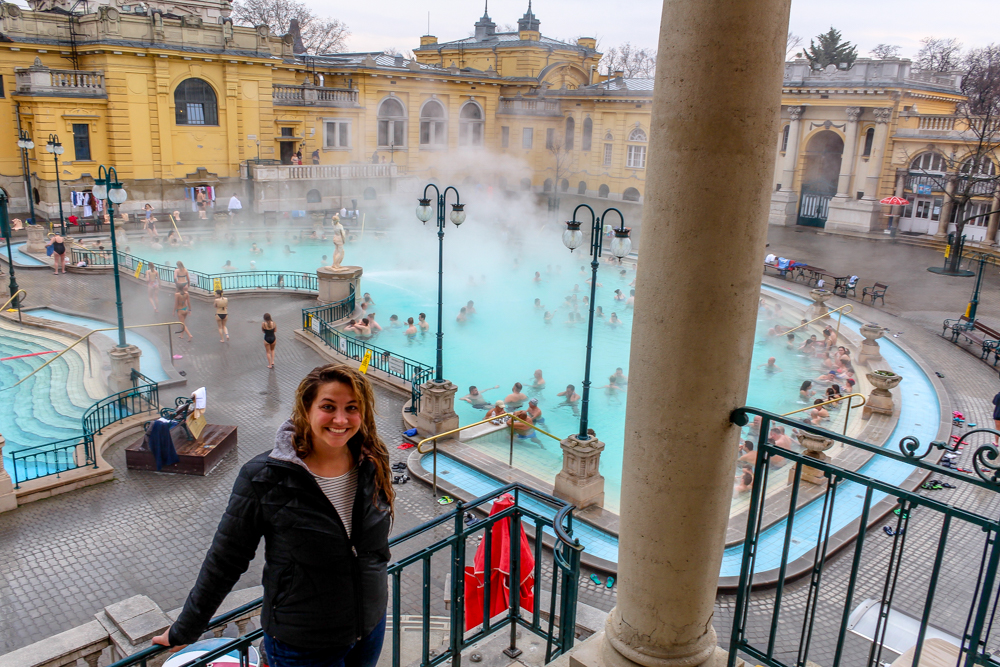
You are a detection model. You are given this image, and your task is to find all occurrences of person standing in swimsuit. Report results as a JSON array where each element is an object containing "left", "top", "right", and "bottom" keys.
[
  {"left": 262, "top": 312, "right": 277, "bottom": 369},
  {"left": 175, "top": 289, "right": 193, "bottom": 340},
  {"left": 147, "top": 268, "right": 160, "bottom": 313},
  {"left": 214, "top": 289, "right": 229, "bottom": 342},
  {"left": 174, "top": 261, "right": 190, "bottom": 292},
  {"left": 48, "top": 234, "right": 67, "bottom": 275}
]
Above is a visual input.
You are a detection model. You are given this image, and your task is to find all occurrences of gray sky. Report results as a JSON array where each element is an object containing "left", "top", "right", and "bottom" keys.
[{"left": 330, "top": 0, "right": 997, "bottom": 60}]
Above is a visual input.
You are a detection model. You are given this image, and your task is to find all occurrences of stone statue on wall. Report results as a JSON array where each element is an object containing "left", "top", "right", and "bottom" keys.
[{"left": 329, "top": 220, "right": 346, "bottom": 270}]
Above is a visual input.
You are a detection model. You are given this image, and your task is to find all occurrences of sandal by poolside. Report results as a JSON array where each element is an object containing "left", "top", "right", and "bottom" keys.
[
  {"left": 606, "top": 576, "right": 615, "bottom": 589},
  {"left": 589, "top": 574, "right": 603, "bottom": 586},
  {"left": 437, "top": 496, "right": 454, "bottom": 505}
]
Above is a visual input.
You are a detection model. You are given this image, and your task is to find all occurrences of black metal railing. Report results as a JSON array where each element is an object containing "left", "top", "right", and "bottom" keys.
[
  {"left": 726, "top": 407, "right": 1000, "bottom": 667},
  {"left": 104, "top": 483, "right": 584, "bottom": 667},
  {"left": 69, "top": 248, "right": 318, "bottom": 293},
  {"left": 408, "top": 367, "right": 434, "bottom": 414},
  {"left": 302, "top": 284, "right": 356, "bottom": 327},
  {"left": 10, "top": 368, "right": 159, "bottom": 488}
]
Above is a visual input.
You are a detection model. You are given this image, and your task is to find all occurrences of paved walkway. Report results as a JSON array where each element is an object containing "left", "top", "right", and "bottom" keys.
[{"left": 0, "top": 225, "right": 999, "bottom": 661}]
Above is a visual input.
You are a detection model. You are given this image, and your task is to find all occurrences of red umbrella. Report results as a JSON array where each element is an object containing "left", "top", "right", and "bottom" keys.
[
  {"left": 879, "top": 196, "right": 910, "bottom": 206},
  {"left": 463, "top": 493, "right": 535, "bottom": 631}
]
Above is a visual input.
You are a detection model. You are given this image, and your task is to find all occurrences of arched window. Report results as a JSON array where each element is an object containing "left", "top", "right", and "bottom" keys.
[
  {"left": 627, "top": 127, "right": 647, "bottom": 169},
  {"left": 862, "top": 127, "right": 875, "bottom": 156},
  {"left": 306, "top": 189, "right": 322, "bottom": 203},
  {"left": 459, "top": 102, "right": 484, "bottom": 146},
  {"left": 363, "top": 187, "right": 377, "bottom": 200},
  {"left": 623, "top": 187, "right": 641, "bottom": 202},
  {"left": 577, "top": 181, "right": 587, "bottom": 195},
  {"left": 520, "top": 178, "right": 532, "bottom": 191},
  {"left": 961, "top": 156, "right": 998, "bottom": 177},
  {"left": 559, "top": 179, "right": 569, "bottom": 192},
  {"left": 780, "top": 125, "right": 790, "bottom": 152},
  {"left": 419, "top": 100, "right": 447, "bottom": 147},
  {"left": 582, "top": 117, "right": 593, "bottom": 151},
  {"left": 174, "top": 79, "right": 218, "bottom": 125},
  {"left": 598, "top": 184, "right": 610, "bottom": 198},
  {"left": 543, "top": 178, "right": 553, "bottom": 192},
  {"left": 377, "top": 97, "right": 406, "bottom": 148},
  {"left": 565, "top": 116, "right": 575, "bottom": 150},
  {"left": 910, "top": 152, "right": 947, "bottom": 173},
  {"left": 604, "top": 131, "right": 613, "bottom": 141}
]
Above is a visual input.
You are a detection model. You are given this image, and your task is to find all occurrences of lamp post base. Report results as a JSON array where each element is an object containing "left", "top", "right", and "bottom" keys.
[
  {"left": 107, "top": 345, "right": 142, "bottom": 394},
  {"left": 554, "top": 433, "right": 606, "bottom": 510},
  {"left": 415, "top": 379, "right": 460, "bottom": 438}
]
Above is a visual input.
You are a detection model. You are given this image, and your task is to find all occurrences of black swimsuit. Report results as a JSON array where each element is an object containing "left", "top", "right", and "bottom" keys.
[
  {"left": 264, "top": 326, "right": 276, "bottom": 344},
  {"left": 52, "top": 241, "right": 66, "bottom": 254}
]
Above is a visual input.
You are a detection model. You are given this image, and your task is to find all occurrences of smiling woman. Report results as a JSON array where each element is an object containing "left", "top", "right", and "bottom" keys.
[{"left": 153, "top": 364, "right": 394, "bottom": 666}]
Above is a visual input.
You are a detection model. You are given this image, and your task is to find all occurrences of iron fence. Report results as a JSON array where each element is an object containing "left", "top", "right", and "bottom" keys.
[
  {"left": 82, "top": 369, "right": 160, "bottom": 436},
  {"left": 302, "top": 284, "right": 356, "bottom": 327},
  {"left": 103, "top": 483, "right": 584, "bottom": 667},
  {"left": 726, "top": 406, "right": 1000, "bottom": 667}
]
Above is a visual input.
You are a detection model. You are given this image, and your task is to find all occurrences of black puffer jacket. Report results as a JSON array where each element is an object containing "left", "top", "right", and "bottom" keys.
[{"left": 168, "top": 420, "right": 392, "bottom": 649}]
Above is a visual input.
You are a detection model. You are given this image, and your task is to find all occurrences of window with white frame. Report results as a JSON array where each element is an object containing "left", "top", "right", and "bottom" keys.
[
  {"left": 377, "top": 97, "right": 406, "bottom": 148},
  {"left": 324, "top": 120, "right": 351, "bottom": 149},
  {"left": 603, "top": 143, "right": 613, "bottom": 166},
  {"left": 910, "top": 152, "right": 947, "bottom": 173},
  {"left": 522, "top": 127, "right": 533, "bottom": 149},
  {"left": 419, "top": 100, "right": 447, "bottom": 147},
  {"left": 626, "top": 128, "right": 647, "bottom": 169},
  {"left": 459, "top": 102, "right": 484, "bottom": 146}
]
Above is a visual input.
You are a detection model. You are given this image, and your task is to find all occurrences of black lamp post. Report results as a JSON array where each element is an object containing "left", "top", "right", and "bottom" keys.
[
  {"left": 561, "top": 204, "right": 632, "bottom": 439},
  {"left": 0, "top": 191, "right": 22, "bottom": 323},
  {"left": 93, "top": 166, "right": 129, "bottom": 347},
  {"left": 415, "top": 184, "right": 466, "bottom": 383},
  {"left": 45, "top": 135, "right": 66, "bottom": 235},
  {"left": 16, "top": 130, "right": 36, "bottom": 225}
]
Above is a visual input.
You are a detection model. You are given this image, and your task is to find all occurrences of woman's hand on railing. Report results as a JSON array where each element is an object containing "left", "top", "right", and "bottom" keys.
[{"left": 151, "top": 628, "right": 187, "bottom": 653}]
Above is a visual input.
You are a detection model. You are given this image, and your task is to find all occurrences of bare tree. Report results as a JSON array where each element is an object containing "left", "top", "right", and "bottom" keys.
[
  {"left": 382, "top": 46, "right": 415, "bottom": 60},
  {"left": 914, "top": 36, "right": 963, "bottom": 72},
  {"left": 909, "top": 44, "right": 1000, "bottom": 273},
  {"left": 870, "top": 44, "right": 902, "bottom": 60},
  {"left": 600, "top": 42, "right": 656, "bottom": 78},
  {"left": 786, "top": 32, "right": 803, "bottom": 59},
  {"left": 546, "top": 135, "right": 572, "bottom": 216},
  {"left": 231, "top": 0, "right": 349, "bottom": 54}
]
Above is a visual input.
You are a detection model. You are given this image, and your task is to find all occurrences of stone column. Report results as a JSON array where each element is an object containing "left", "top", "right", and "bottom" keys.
[
  {"left": 835, "top": 107, "right": 861, "bottom": 197},
  {"left": 316, "top": 266, "right": 362, "bottom": 304},
  {"left": 936, "top": 178, "right": 956, "bottom": 237},
  {"left": 414, "top": 380, "right": 459, "bottom": 438},
  {"left": 985, "top": 190, "right": 1000, "bottom": 245},
  {"left": 107, "top": 345, "right": 142, "bottom": 394},
  {"left": 597, "top": 0, "right": 791, "bottom": 665},
  {"left": 779, "top": 106, "right": 804, "bottom": 190},
  {"left": 553, "top": 434, "right": 606, "bottom": 510},
  {"left": 862, "top": 108, "right": 892, "bottom": 200},
  {"left": 0, "top": 434, "right": 19, "bottom": 513},
  {"left": 25, "top": 224, "right": 46, "bottom": 253}
]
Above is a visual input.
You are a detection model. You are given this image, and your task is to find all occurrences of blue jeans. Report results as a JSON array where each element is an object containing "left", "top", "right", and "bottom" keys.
[{"left": 263, "top": 616, "right": 386, "bottom": 667}]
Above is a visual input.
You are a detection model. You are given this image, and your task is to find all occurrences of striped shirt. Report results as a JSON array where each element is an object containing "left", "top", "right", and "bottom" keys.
[{"left": 312, "top": 467, "right": 359, "bottom": 538}]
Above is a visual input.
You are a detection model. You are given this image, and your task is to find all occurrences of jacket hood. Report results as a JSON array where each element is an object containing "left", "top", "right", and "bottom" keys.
[{"left": 269, "top": 419, "right": 312, "bottom": 472}]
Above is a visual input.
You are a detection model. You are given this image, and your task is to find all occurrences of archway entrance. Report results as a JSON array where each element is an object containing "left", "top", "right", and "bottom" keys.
[{"left": 797, "top": 130, "right": 844, "bottom": 228}]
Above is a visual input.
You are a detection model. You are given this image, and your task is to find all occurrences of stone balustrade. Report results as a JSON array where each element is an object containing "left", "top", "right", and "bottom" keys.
[
  {"left": 497, "top": 97, "right": 562, "bottom": 116},
  {"left": 272, "top": 84, "right": 359, "bottom": 107},
  {"left": 14, "top": 59, "right": 106, "bottom": 98},
  {"left": 245, "top": 162, "right": 401, "bottom": 181}
]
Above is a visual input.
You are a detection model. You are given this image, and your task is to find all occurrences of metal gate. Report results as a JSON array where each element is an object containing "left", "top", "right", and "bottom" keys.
[{"left": 797, "top": 191, "right": 832, "bottom": 228}]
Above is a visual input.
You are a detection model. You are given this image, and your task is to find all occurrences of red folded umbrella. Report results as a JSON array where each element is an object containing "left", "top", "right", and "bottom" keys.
[
  {"left": 879, "top": 196, "right": 910, "bottom": 206},
  {"left": 463, "top": 493, "right": 535, "bottom": 631}
]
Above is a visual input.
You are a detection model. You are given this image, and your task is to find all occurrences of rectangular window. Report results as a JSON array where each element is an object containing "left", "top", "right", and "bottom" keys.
[
  {"left": 780, "top": 125, "right": 789, "bottom": 152},
  {"left": 626, "top": 145, "right": 646, "bottom": 169},
  {"left": 324, "top": 120, "right": 351, "bottom": 148},
  {"left": 72, "top": 124, "right": 91, "bottom": 161},
  {"left": 378, "top": 120, "right": 405, "bottom": 148},
  {"left": 186, "top": 103, "right": 206, "bottom": 125},
  {"left": 522, "top": 127, "right": 533, "bottom": 149},
  {"left": 281, "top": 127, "right": 294, "bottom": 137},
  {"left": 603, "top": 143, "right": 612, "bottom": 166},
  {"left": 0, "top": 75, "right": 5, "bottom": 98},
  {"left": 545, "top": 128, "right": 555, "bottom": 150},
  {"left": 501, "top": 126, "right": 509, "bottom": 148}
]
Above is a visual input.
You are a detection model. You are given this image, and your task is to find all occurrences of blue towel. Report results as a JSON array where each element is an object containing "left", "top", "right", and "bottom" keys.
[
  {"left": 404, "top": 428, "right": 418, "bottom": 437},
  {"left": 148, "top": 419, "right": 180, "bottom": 471}
]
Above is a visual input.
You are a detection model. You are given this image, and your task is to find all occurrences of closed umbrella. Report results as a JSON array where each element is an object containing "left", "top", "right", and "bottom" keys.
[{"left": 463, "top": 493, "right": 535, "bottom": 631}]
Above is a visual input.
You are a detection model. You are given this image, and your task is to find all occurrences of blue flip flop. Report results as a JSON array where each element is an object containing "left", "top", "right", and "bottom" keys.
[
  {"left": 606, "top": 576, "right": 615, "bottom": 589},
  {"left": 589, "top": 574, "right": 603, "bottom": 586}
]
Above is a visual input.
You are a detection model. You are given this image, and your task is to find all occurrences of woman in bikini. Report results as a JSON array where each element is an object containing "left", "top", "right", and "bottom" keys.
[
  {"left": 262, "top": 312, "right": 277, "bottom": 368},
  {"left": 175, "top": 289, "right": 193, "bottom": 340},
  {"left": 147, "top": 267, "right": 160, "bottom": 313},
  {"left": 174, "top": 261, "right": 190, "bottom": 293},
  {"left": 48, "top": 234, "right": 67, "bottom": 275},
  {"left": 214, "top": 289, "right": 230, "bottom": 342}
]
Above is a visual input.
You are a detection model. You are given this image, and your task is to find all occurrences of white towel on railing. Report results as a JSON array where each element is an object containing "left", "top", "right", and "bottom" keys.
[{"left": 192, "top": 387, "right": 207, "bottom": 409}]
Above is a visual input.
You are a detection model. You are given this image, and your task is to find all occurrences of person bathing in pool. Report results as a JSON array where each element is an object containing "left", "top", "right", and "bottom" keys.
[
  {"left": 505, "top": 383, "right": 528, "bottom": 409},
  {"left": 556, "top": 385, "right": 581, "bottom": 415},
  {"left": 460, "top": 385, "right": 500, "bottom": 409}
]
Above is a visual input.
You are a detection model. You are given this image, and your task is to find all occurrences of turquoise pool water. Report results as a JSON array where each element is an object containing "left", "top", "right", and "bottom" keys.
[
  {"left": 6, "top": 243, "right": 49, "bottom": 267},
  {"left": 0, "top": 323, "right": 92, "bottom": 481},
  {"left": 28, "top": 309, "right": 171, "bottom": 383},
  {"left": 129, "top": 230, "right": 844, "bottom": 511}
]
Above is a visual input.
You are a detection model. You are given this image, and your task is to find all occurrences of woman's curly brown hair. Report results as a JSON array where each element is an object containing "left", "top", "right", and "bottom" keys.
[{"left": 291, "top": 363, "right": 395, "bottom": 517}]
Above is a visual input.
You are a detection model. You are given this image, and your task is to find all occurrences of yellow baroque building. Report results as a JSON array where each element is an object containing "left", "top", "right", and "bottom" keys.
[{"left": 1, "top": 0, "right": 996, "bottom": 240}]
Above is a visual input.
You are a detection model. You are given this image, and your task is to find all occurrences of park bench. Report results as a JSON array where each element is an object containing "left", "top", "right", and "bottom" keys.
[
  {"left": 862, "top": 282, "right": 889, "bottom": 306},
  {"left": 763, "top": 262, "right": 791, "bottom": 278},
  {"left": 942, "top": 315, "right": 1000, "bottom": 364}
]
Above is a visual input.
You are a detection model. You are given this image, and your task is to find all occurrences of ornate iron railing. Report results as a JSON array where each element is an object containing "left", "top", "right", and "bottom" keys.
[
  {"left": 10, "top": 369, "right": 159, "bottom": 488},
  {"left": 408, "top": 367, "right": 433, "bottom": 414},
  {"left": 69, "top": 248, "right": 318, "bottom": 293},
  {"left": 301, "top": 284, "right": 356, "bottom": 327},
  {"left": 726, "top": 407, "right": 1000, "bottom": 667},
  {"left": 103, "top": 483, "right": 583, "bottom": 667}
]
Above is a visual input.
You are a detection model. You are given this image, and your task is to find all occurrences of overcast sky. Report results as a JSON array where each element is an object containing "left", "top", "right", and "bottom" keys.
[{"left": 330, "top": 0, "right": 997, "bottom": 59}]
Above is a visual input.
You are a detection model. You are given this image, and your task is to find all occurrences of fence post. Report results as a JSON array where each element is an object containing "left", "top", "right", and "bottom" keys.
[
  {"left": 504, "top": 499, "right": 522, "bottom": 659},
  {"left": 450, "top": 500, "right": 466, "bottom": 667}
]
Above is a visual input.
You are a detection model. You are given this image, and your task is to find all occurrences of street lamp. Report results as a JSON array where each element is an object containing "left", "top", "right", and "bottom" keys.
[
  {"left": 16, "top": 130, "right": 36, "bottom": 225},
  {"left": 94, "top": 165, "right": 129, "bottom": 347},
  {"left": 0, "top": 191, "right": 22, "bottom": 323},
  {"left": 561, "top": 204, "right": 632, "bottom": 439},
  {"left": 415, "top": 184, "right": 466, "bottom": 383},
  {"left": 45, "top": 135, "right": 66, "bottom": 235}
]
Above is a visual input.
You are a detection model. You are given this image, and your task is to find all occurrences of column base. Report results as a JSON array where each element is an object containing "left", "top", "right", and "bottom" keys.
[
  {"left": 557, "top": 631, "right": 734, "bottom": 667},
  {"left": 107, "top": 345, "right": 142, "bottom": 394},
  {"left": 317, "top": 265, "right": 363, "bottom": 305},
  {"left": 554, "top": 433, "right": 606, "bottom": 510},
  {"left": 825, "top": 198, "right": 879, "bottom": 234},
  {"left": 415, "top": 379, "right": 460, "bottom": 438},
  {"left": 768, "top": 189, "right": 798, "bottom": 226}
]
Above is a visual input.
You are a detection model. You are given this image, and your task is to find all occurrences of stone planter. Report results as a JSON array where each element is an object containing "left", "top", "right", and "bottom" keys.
[
  {"left": 790, "top": 431, "right": 835, "bottom": 485},
  {"left": 809, "top": 288, "right": 833, "bottom": 319},
  {"left": 25, "top": 224, "right": 46, "bottom": 253},
  {"left": 863, "top": 371, "right": 902, "bottom": 418},
  {"left": 858, "top": 323, "right": 886, "bottom": 365}
]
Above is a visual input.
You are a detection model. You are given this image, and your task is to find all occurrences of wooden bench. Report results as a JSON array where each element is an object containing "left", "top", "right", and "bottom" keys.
[
  {"left": 862, "top": 282, "right": 889, "bottom": 305},
  {"left": 763, "top": 262, "right": 792, "bottom": 278},
  {"left": 942, "top": 315, "right": 1000, "bottom": 364}
]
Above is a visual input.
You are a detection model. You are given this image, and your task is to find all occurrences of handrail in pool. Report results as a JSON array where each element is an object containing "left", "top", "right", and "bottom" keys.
[
  {"left": 0, "top": 289, "right": 26, "bottom": 322},
  {"left": 780, "top": 392, "right": 866, "bottom": 435},
  {"left": 774, "top": 302, "right": 853, "bottom": 338},
  {"left": 417, "top": 411, "right": 564, "bottom": 497}
]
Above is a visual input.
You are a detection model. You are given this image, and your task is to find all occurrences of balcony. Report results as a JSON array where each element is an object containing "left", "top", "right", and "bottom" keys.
[
  {"left": 243, "top": 162, "right": 402, "bottom": 181},
  {"left": 497, "top": 97, "right": 562, "bottom": 116},
  {"left": 272, "top": 84, "right": 360, "bottom": 107},
  {"left": 14, "top": 58, "right": 106, "bottom": 98},
  {"left": 896, "top": 114, "right": 1000, "bottom": 140}
]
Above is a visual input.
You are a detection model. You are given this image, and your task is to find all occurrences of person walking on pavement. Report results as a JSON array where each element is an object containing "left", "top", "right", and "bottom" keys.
[{"left": 214, "top": 289, "right": 229, "bottom": 342}]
